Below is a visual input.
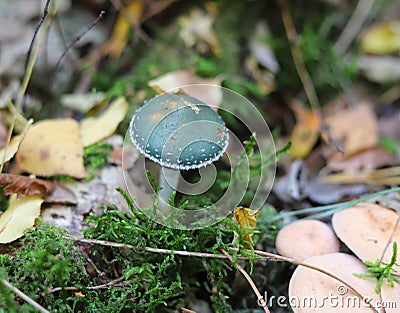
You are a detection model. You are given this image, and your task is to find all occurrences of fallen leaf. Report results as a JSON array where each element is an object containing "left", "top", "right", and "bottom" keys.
[
  {"left": 80, "top": 97, "right": 128, "bottom": 147},
  {"left": 60, "top": 92, "right": 106, "bottom": 113},
  {"left": 324, "top": 103, "right": 378, "bottom": 156},
  {"left": 326, "top": 147, "right": 395, "bottom": 173},
  {"left": 0, "top": 174, "right": 54, "bottom": 196},
  {"left": 289, "top": 102, "right": 322, "bottom": 159},
  {"left": 148, "top": 70, "right": 223, "bottom": 108},
  {"left": 0, "top": 194, "right": 43, "bottom": 243},
  {"left": 360, "top": 21, "right": 400, "bottom": 55},
  {"left": 178, "top": 3, "right": 220, "bottom": 54},
  {"left": 234, "top": 207, "right": 260, "bottom": 247},
  {"left": 358, "top": 55, "right": 400, "bottom": 83},
  {"left": 0, "top": 120, "right": 31, "bottom": 165},
  {"left": 102, "top": 1, "right": 144, "bottom": 59},
  {"left": 16, "top": 119, "right": 88, "bottom": 178},
  {"left": 44, "top": 183, "right": 77, "bottom": 205},
  {"left": 304, "top": 178, "right": 367, "bottom": 204}
]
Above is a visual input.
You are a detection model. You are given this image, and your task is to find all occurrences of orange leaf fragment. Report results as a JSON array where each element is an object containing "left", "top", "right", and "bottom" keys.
[
  {"left": 289, "top": 103, "right": 321, "bottom": 159},
  {"left": 16, "top": 119, "right": 88, "bottom": 178}
]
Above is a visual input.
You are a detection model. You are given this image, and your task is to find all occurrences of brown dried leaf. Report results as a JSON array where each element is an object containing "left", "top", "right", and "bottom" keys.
[
  {"left": 16, "top": 119, "right": 88, "bottom": 178},
  {"left": 324, "top": 103, "right": 378, "bottom": 156},
  {"left": 44, "top": 183, "right": 77, "bottom": 205},
  {"left": 0, "top": 174, "right": 54, "bottom": 196},
  {"left": 326, "top": 147, "right": 395, "bottom": 174}
]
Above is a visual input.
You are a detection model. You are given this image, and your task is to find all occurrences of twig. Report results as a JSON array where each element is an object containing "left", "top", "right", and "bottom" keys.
[
  {"left": 76, "top": 238, "right": 248, "bottom": 259},
  {"left": 50, "top": 276, "right": 125, "bottom": 294},
  {"left": 24, "top": 0, "right": 51, "bottom": 73},
  {"left": 53, "top": 10, "right": 105, "bottom": 73},
  {"left": 277, "top": 0, "right": 320, "bottom": 113},
  {"left": 334, "top": 0, "right": 376, "bottom": 55},
  {"left": 181, "top": 308, "right": 196, "bottom": 313},
  {"left": 220, "top": 249, "right": 270, "bottom": 313},
  {"left": 1, "top": 279, "right": 50, "bottom": 313},
  {"left": 87, "top": 276, "right": 125, "bottom": 290}
]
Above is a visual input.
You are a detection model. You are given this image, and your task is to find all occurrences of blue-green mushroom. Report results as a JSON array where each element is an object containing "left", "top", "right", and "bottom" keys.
[{"left": 129, "top": 93, "right": 229, "bottom": 205}]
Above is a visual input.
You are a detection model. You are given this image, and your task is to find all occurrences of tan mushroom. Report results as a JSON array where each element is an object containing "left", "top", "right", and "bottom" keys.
[
  {"left": 332, "top": 202, "right": 400, "bottom": 272},
  {"left": 381, "top": 282, "right": 400, "bottom": 313},
  {"left": 289, "top": 252, "right": 381, "bottom": 313},
  {"left": 275, "top": 219, "right": 340, "bottom": 261}
]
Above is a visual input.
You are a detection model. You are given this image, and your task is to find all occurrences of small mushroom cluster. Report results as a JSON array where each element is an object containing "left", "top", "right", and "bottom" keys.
[{"left": 275, "top": 202, "right": 400, "bottom": 313}]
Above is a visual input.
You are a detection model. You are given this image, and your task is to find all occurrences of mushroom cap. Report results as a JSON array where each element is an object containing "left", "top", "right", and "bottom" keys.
[
  {"left": 275, "top": 219, "right": 340, "bottom": 261},
  {"left": 289, "top": 252, "right": 381, "bottom": 313},
  {"left": 129, "top": 94, "right": 229, "bottom": 170},
  {"left": 332, "top": 202, "right": 400, "bottom": 272}
]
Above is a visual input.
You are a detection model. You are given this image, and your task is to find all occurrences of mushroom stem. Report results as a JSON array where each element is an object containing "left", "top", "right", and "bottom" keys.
[{"left": 158, "top": 167, "right": 180, "bottom": 206}]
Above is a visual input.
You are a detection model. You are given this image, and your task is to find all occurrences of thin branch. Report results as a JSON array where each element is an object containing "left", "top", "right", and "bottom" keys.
[
  {"left": 24, "top": 0, "right": 51, "bottom": 72},
  {"left": 53, "top": 10, "right": 105, "bottom": 72},
  {"left": 1, "top": 279, "right": 50, "bottom": 313},
  {"left": 50, "top": 277, "right": 125, "bottom": 294},
  {"left": 277, "top": 0, "right": 320, "bottom": 113},
  {"left": 181, "top": 308, "right": 196, "bottom": 313},
  {"left": 76, "top": 238, "right": 248, "bottom": 259},
  {"left": 334, "top": 0, "right": 376, "bottom": 55},
  {"left": 220, "top": 249, "right": 270, "bottom": 313}
]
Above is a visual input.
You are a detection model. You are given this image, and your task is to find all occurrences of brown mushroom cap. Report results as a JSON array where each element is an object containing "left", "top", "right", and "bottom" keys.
[
  {"left": 289, "top": 252, "right": 380, "bottom": 313},
  {"left": 381, "top": 282, "right": 400, "bottom": 313},
  {"left": 332, "top": 202, "right": 400, "bottom": 272},
  {"left": 275, "top": 219, "right": 340, "bottom": 261}
]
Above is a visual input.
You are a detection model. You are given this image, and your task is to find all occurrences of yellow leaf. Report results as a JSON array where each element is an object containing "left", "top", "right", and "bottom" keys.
[
  {"left": 234, "top": 207, "right": 260, "bottom": 247},
  {"left": 0, "top": 194, "right": 43, "bottom": 243},
  {"left": 16, "top": 119, "right": 88, "bottom": 178},
  {"left": 148, "top": 70, "right": 223, "bottom": 108},
  {"left": 289, "top": 103, "right": 321, "bottom": 159},
  {"left": 0, "top": 120, "right": 31, "bottom": 165},
  {"left": 104, "top": 1, "right": 144, "bottom": 59},
  {"left": 361, "top": 22, "right": 400, "bottom": 55},
  {"left": 80, "top": 97, "right": 128, "bottom": 147}
]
